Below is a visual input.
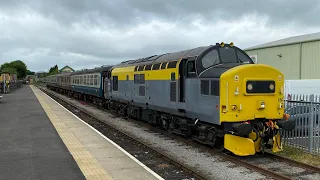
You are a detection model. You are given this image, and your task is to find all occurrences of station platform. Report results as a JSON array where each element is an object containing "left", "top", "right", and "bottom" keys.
[{"left": 0, "top": 85, "right": 163, "bottom": 180}]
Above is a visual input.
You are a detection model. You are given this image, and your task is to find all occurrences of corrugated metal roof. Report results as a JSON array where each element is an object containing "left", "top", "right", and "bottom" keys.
[{"left": 245, "top": 32, "right": 320, "bottom": 51}]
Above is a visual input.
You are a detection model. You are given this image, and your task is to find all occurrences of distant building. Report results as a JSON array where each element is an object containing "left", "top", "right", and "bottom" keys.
[
  {"left": 59, "top": 65, "right": 75, "bottom": 74},
  {"left": 26, "top": 75, "right": 36, "bottom": 83},
  {"left": 244, "top": 32, "right": 320, "bottom": 80},
  {"left": 35, "top": 71, "right": 46, "bottom": 78}
]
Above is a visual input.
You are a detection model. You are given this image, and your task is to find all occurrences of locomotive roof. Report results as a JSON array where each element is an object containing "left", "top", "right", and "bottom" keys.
[
  {"left": 113, "top": 45, "right": 213, "bottom": 68},
  {"left": 71, "top": 65, "right": 113, "bottom": 75}
]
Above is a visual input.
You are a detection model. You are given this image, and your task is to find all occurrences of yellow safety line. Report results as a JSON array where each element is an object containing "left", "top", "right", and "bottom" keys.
[{"left": 30, "top": 85, "right": 113, "bottom": 180}]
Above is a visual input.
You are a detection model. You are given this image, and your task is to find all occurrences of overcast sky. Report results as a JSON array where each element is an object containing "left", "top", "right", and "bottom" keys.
[{"left": 0, "top": 0, "right": 319, "bottom": 72}]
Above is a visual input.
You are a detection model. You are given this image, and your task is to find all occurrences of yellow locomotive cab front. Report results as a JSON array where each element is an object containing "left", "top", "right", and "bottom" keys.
[{"left": 219, "top": 64, "right": 294, "bottom": 156}]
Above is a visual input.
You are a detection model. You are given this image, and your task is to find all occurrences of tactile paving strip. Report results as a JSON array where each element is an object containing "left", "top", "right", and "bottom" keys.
[{"left": 30, "top": 85, "right": 113, "bottom": 180}]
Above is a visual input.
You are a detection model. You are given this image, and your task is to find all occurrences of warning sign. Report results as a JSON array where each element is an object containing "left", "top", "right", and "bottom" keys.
[{"left": 234, "top": 75, "right": 239, "bottom": 82}]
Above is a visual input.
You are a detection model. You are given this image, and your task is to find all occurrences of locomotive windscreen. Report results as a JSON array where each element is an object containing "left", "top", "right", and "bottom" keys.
[
  {"left": 219, "top": 47, "right": 252, "bottom": 64},
  {"left": 198, "top": 46, "right": 253, "bottom": 78},
  {"left": 219, "top": 47, "right": 238, "bottom": 63}
]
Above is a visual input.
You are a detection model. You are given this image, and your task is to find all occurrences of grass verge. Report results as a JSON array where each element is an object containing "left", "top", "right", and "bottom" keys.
[{"left": 272, "top": 145, "right": 320, "bottom": 167}]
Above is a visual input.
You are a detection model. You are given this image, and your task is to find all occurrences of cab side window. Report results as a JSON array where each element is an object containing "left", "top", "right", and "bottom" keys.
[{"left": 186, "top": 60, "right": 196, "bottom": 78}]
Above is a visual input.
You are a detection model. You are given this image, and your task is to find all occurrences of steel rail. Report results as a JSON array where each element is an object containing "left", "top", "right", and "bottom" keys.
[
  {"left": 36, "top": 84, "right": 319, "bottom": 180},
  {"left": 265, "top": 152, "right": 320, "bottom": 173},
  {"left": 37, "top": 85, "right": 209, "bottom": 180}
]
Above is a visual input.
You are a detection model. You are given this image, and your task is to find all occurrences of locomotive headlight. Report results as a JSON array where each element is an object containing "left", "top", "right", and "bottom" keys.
[
  {"left": 247, "top": 83, "right": 253, "bottom": 90},
  {"left": 269, "top": 83, "right": 275, "bottom": 90}
]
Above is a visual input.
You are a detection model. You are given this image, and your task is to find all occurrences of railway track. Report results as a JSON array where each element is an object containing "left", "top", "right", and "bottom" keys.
[
  {"left": 36, "top": 85, "right": 320, "bottom": 180},
  {"left": 37, "top": 85, "right": 207, "bottom": 180}
]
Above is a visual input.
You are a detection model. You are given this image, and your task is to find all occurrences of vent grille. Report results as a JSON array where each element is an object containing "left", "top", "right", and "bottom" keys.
[
  {"left": 139, "top": 86, "right": 145, "bottom": 96},
  {"left": 170, "top": 82, "right": 176, "bottom": 101},
  {"left": 201, "top": 80, "right": 209, "bottom": 95},
  {"left": 211, "top": 80, "right": 220, "bottom": 96}
]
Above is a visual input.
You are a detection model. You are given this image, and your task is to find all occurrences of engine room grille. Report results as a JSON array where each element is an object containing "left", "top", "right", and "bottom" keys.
[
  {"left": 211, "top": 80, "right": 220, "bottom": 96},
  {"left": 170, "top": 82, "right": 176, "bottom": 102},
  {"left": 139, "top": 86, "right": 145, "bottom": 96},
  {"left": 201, "top": 80, "right": 209, "bottom": 95}
]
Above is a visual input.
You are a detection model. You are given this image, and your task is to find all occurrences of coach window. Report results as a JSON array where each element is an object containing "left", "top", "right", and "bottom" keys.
[
  {"left": 87, "top": 75, "right": 89, "bottom": 85},
  {"left": 90, "top": 75, "right": 93, "bottom": 85},
  {"left": 94, "top": 75, "right": 98, "bottom": 85}
]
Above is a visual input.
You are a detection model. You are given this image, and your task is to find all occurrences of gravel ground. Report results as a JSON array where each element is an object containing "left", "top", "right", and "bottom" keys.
[
  {"left": 243, "top": 156, "right": 320, "bottom": 180},
  {"left": 43, "top": 88, "right": 269, "bottom": 180}
]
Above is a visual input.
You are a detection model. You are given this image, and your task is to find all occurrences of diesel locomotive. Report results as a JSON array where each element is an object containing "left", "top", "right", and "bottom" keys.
[{"left": 43, "top": 42, "right": 295, "bottom": 156}]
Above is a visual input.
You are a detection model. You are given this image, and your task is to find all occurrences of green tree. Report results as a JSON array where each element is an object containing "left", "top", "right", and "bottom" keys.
[
  {"left": 0, "top": 62, "right": 11, "bottom": 70},
  {"left": 0, "top": 60, "right": 28, "bottom": 79},
  {"left": 9, "top": 60, "right": 27, "bottom": 79},
  {"left": 26, "top": 70, "right": 35, "bottom": 75},
  {"left": 1, "top": 66, "right": 17, "bottom": 75},
  {"left": 48, "top": 64, "right": 59, "bottom": 75}
]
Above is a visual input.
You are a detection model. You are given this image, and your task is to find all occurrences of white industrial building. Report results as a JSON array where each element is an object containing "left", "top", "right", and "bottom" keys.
[{"left": 244, "top": 32, "right": 320, "bottom": 80}]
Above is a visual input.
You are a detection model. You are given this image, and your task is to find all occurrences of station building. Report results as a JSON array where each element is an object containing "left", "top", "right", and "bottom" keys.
[{"left": 244, "top": 32, "right": 320, "bottom": 80}]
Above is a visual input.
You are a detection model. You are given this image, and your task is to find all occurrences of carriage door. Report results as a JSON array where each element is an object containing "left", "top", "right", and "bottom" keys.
[{"left": 103, "top": 71, "right": 111, "bottom": 98}]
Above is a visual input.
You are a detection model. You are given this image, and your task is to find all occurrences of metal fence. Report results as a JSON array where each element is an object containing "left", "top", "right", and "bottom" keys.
[
  {"left": 282, "top": 94, "right": 320, "bottom": 154},
  {"left": 0, "top": 81, "right": 23, "bottom": 93}
]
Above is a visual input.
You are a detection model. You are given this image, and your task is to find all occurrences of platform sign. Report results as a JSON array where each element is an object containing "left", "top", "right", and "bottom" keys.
[{"left": 250, "top": 55, "right": 258, "bottom": 64}]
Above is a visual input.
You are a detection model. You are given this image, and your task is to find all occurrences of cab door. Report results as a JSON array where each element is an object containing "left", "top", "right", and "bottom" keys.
[{"left": 179, "top": 57, "right": 197, "bottom": 103}]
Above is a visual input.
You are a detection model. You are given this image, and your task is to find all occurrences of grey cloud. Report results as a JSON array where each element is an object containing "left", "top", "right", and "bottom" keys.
[
  {"left": 0, "top": 0, "right": 320, "bottom": 72},
  {"left": 2, "top": 0, "right": 319, "bottom": 27}
]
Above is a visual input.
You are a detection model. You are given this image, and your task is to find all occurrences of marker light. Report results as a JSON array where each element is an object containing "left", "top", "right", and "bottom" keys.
[{"left": 269, "top": 83, "right": 275, "bottom": 90}]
